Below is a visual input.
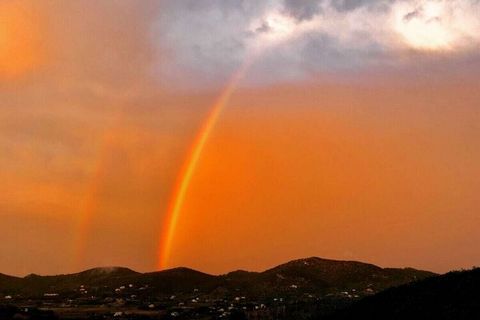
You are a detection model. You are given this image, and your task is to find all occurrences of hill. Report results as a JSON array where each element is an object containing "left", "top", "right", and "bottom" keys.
[
  {"left": 0, "top": 257, "right": 434, "bottom": 299},
  {"left": 326, "top": 268, "right": 480, "bottom": 320},
  {"left": 221, "top": 257, "right": 434, "bottom": 298}
]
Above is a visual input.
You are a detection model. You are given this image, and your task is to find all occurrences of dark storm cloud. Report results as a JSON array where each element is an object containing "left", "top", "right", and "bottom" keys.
[
  {"left": 283, "top": 0, "right": 379, "bottom": 21},
  {"left": 283, "top": 0, "right": 323, "bottom": 21},
  {"left": 330, "top": 0, "right": 379, "bottom": 12},
  {"left": 282, "top": 0, "right": 390, "bottom": 21}
]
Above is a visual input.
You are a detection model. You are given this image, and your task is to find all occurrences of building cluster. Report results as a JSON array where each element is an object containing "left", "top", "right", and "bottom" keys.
[{"left": 1, "top": 282, "right": 376, "bottom": 320}]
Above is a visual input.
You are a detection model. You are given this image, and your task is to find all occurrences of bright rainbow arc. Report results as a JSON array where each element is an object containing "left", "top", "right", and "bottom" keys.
[
  {"left": 69, "top": 8, "right": 300, "bottom": 270},
  {"left": 72, "top": 56, "right": 253, "bottom": 271},
  {"left": 157, "top": 58, "right": 255, "bottom": 270}
]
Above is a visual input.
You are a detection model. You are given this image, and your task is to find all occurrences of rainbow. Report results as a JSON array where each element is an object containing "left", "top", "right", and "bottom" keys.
[
  {"left": 72, "top": 118, "right": 120, "bottom": 271},
  {"left": 157, "top": 59, "right": 254, "bottom": 270},
  {"left": 72, "top": 56, "right": 257, "bottom": 271}
]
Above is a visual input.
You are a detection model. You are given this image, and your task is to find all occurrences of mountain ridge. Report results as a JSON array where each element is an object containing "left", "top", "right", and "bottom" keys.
[
  {"left": 3, "top": 257, "right": 434, "bottom": 279},
  {"left": 0, "top": 257, "right": 436, "bottom": 299}
]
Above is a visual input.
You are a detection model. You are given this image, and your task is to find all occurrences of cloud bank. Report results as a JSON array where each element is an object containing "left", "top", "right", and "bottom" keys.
[{"left": 156, "top": 0, "right": 480, "bottom": 88}]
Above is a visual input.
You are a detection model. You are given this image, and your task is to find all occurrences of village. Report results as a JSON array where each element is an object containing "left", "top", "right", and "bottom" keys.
[{"left": 1, "top": 282, "right": 365, "bottom": 320}]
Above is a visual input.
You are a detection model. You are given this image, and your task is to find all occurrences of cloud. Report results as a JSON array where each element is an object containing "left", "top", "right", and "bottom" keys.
[
  {"left": 283, "top": 0, "right": 323, "bottom": 21},
  {"left": 155, "top": 0, "right": 480, "bottom": 88},
  {"left": 392, "top": 0, "right": 480, "bottom": 51},
  {"left": 283, "top": 0, "right": 378, "bottom": 20}
]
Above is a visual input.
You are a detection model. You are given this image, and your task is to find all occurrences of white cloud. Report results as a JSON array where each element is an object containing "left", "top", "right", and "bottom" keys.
[{"left": 392, "top": 0, "right": 480, "bottom": 51}]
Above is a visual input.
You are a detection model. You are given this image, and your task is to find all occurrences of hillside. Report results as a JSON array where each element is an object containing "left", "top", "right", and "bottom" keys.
[
  {"left": 220, "top": 257, "right": 434, "bottom": 298},
  {"left": 326, "top": 268, "right": 480, "bottom": 320},
  {"left": 0, "top": 257, "right": 434, "bottom": 299}
]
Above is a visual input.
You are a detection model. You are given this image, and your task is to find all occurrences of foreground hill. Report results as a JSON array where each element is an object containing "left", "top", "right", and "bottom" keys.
[
  {"left": 326, "top": 268, "right": 480, "bottom": 320},
  {"left": 0, "top": 257, "right": 434, "bottom": 300}
]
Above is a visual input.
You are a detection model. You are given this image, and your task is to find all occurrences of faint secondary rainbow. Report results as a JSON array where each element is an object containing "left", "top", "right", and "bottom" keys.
[
  {"left": 157, "top": 59, "right": 254, "bottom": 270},
  {"left": 72, "top": 109, "right": 132, "bottom": 270},
  {"left": 72, "top": 126, "right": 117, "bottom": 270}
]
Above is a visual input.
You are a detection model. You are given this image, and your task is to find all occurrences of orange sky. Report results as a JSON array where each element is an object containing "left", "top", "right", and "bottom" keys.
[
  {"left": 0, "top": 1, "right": 46, "bottom": 79},
  {"left": 1, "top": 0, "right": 480, "bottom": 276}
]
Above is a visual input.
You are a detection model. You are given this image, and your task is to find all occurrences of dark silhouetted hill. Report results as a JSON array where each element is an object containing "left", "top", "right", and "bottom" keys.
[
  {"left": 326, "top": 268, "right": 480, "bottom": 320},
  {"left": 0, "top": 257, "right": 435, "bottom": 299},
  {"left": 221, "top": 257, "right": 434, "bottom": 298}
]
